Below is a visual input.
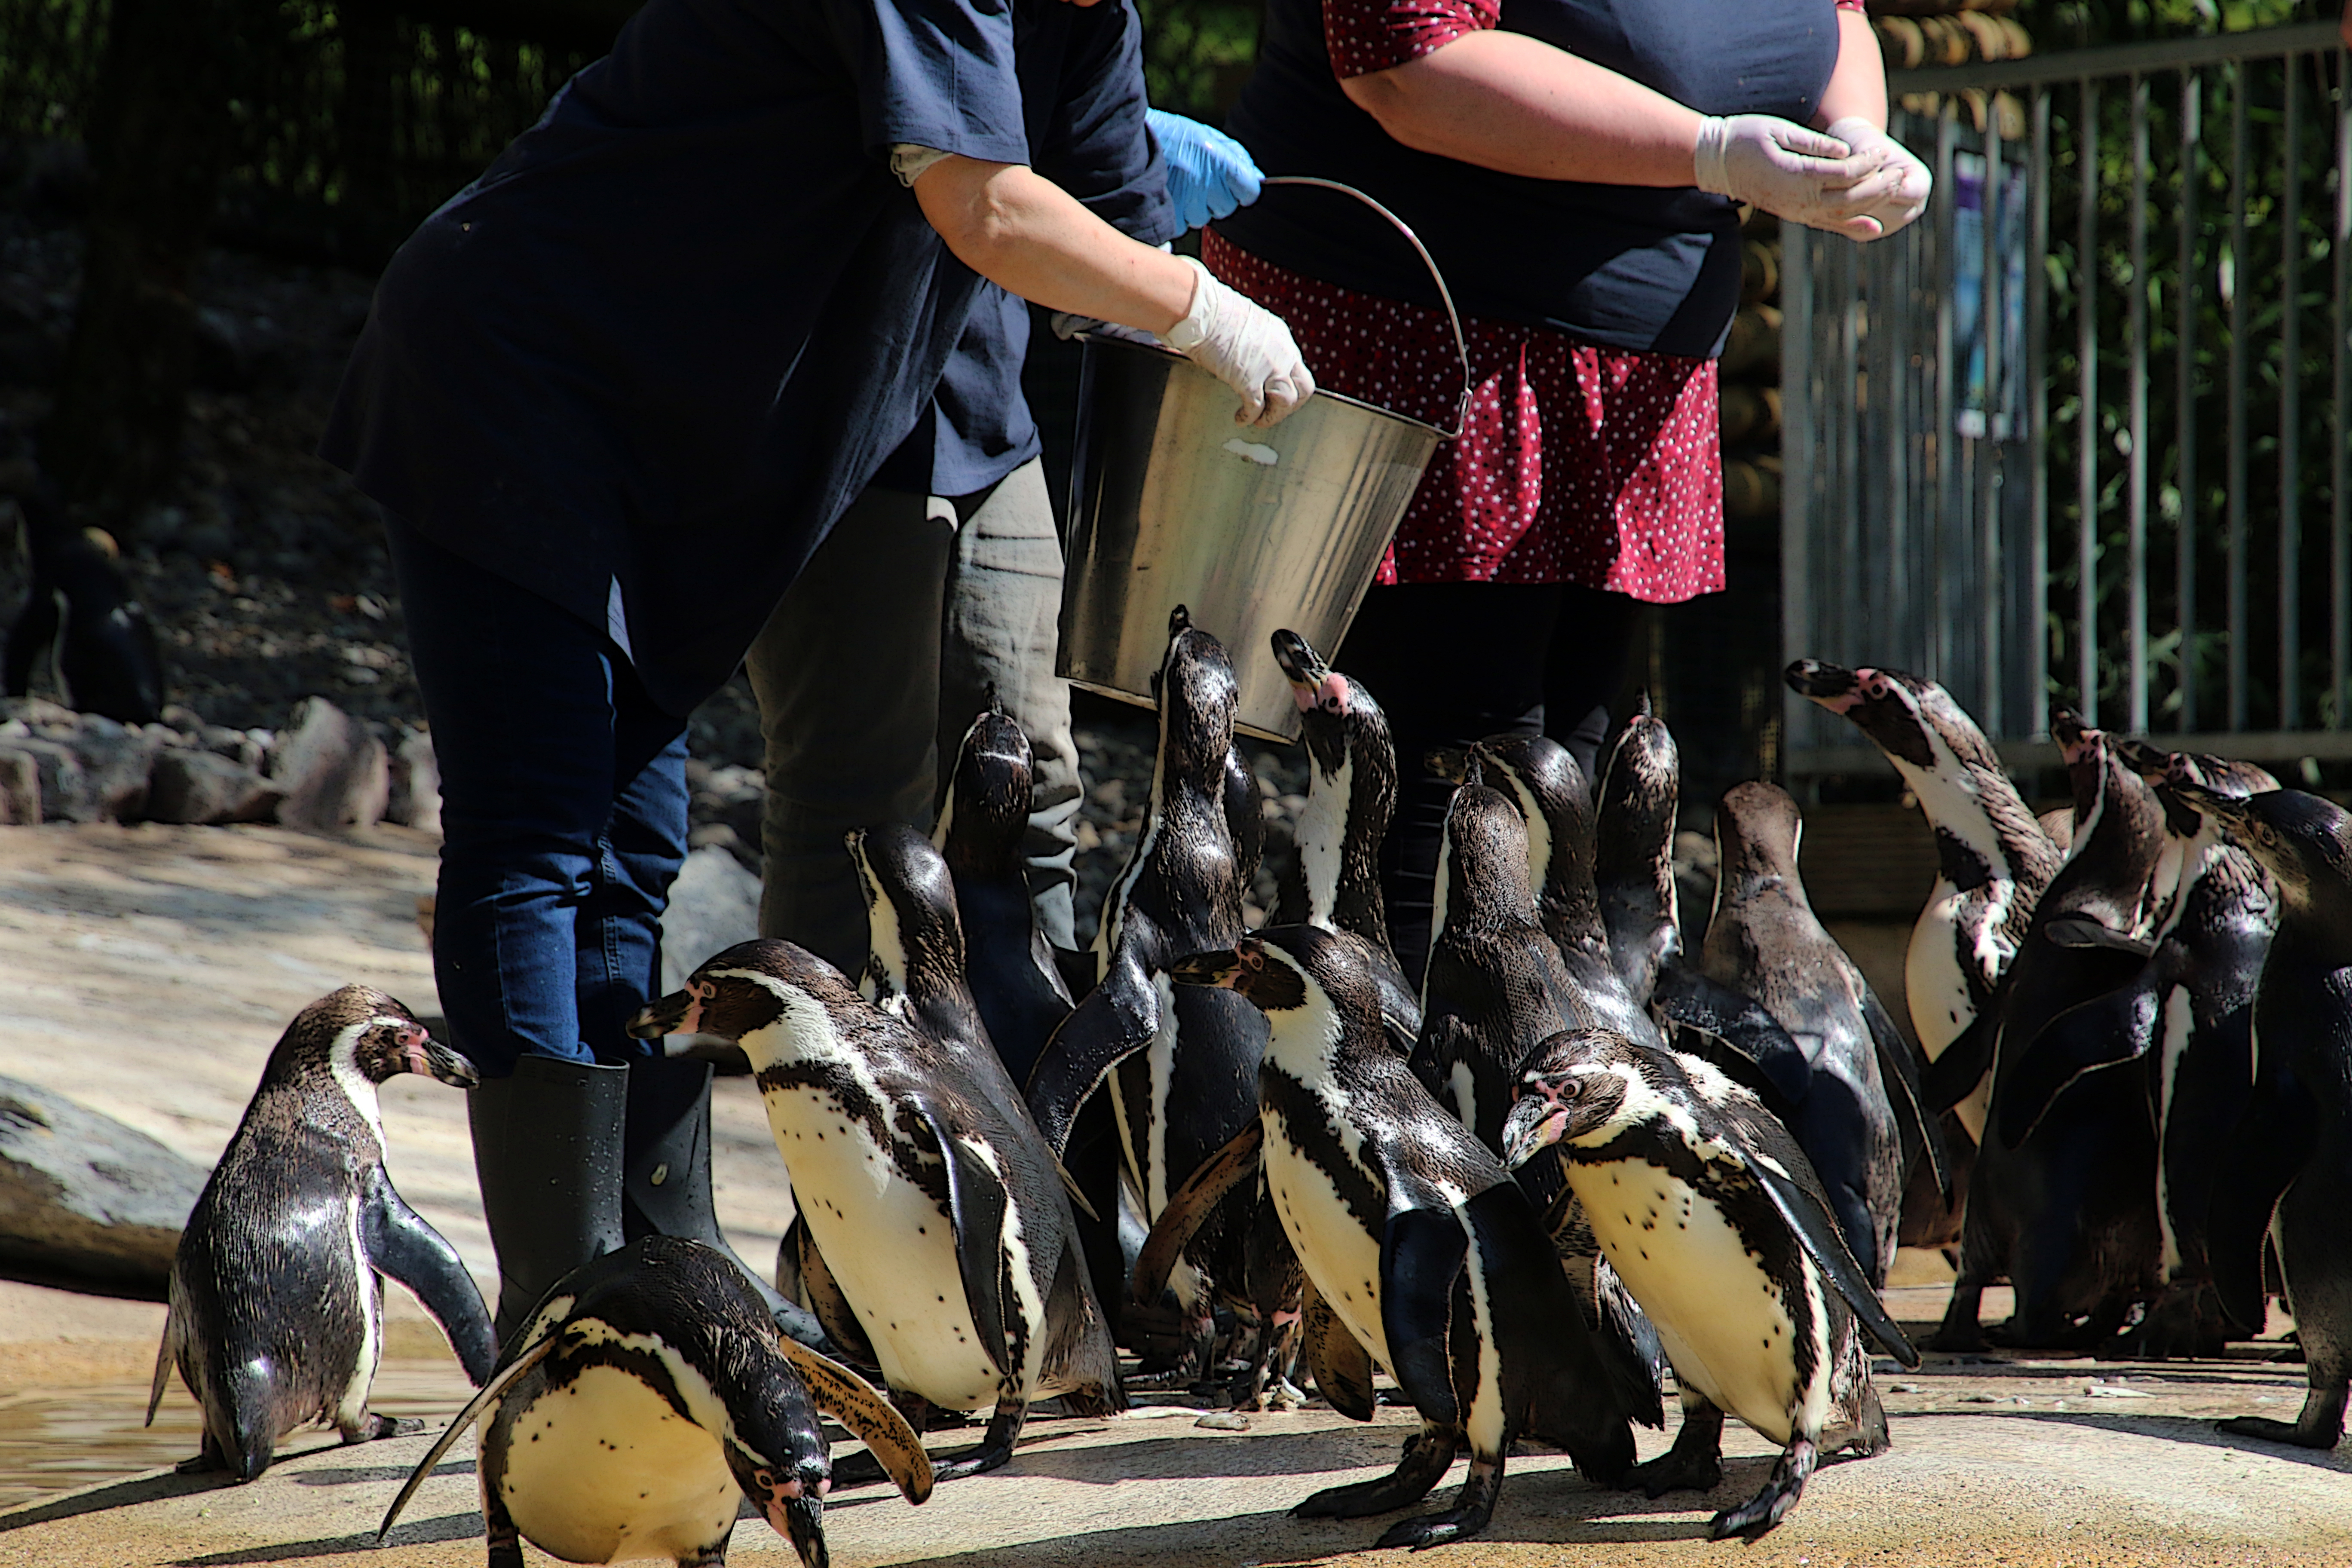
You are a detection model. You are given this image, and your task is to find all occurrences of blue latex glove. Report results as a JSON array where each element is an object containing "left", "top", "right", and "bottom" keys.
[{"left": 1146, "top": 108, "right": 1263, "bottom": 232}]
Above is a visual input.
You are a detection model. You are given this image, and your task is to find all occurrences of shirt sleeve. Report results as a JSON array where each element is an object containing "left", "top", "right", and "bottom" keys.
[
  {"left": 1323, "top": 0, "right": 1500, "bottom": 82},
  {"left": 1032, "top": 0, "right": 1179, "bottom": 245},
  {"left": 833, "top": 0, "right": 1030, "bottom": 166}
]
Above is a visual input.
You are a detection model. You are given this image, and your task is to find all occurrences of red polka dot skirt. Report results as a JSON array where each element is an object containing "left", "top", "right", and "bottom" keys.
[{"left": 1203, "top": 229, "right": 1724, "bottom": 600}]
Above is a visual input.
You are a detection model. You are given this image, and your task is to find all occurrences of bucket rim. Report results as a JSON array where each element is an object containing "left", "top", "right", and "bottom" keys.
[{"left": 1076, "top": 332, "right": 1450, "bottom": 443}]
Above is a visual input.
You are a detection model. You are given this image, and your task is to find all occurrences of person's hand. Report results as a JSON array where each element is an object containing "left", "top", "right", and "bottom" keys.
[
  {"left": 1158, "top": 256, "right": 1314, "bottom": 426},
  {"left": 1692, "top": 113, "right": 1900, "bottom": 240},
  {"left": 1823, "top": 117, "right": 1932, "bottom": 240},
  {"left": 1146, "top": 109, "right": 1264, "bottom": 231}
]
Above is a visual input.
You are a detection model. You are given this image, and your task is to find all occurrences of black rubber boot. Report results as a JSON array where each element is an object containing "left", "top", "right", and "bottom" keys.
[
  {"left": 623, "top": 1055, "right": 840, "bottom": 1354},
  {"left": 469, "top": 1053, "right": 628, "bottom": 1346}
]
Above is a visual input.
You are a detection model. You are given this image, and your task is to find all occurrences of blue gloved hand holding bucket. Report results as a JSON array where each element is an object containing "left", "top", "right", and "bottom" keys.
[{"left": 1146, "top": 108, "right": 1263, "bottom": 231}]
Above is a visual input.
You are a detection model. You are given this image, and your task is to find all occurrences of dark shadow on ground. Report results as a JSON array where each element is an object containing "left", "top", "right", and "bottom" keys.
[
  {"left": 170, "top": 1511, "right": 479, "bottom": 1565},
  {"left": 0, "top": 1469, "right": 222, "bottom": 1533}
]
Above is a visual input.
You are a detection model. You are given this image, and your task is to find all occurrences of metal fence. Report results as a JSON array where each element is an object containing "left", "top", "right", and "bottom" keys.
[{"left": 1782, "top": 21, "right": 2352, "bottom": 777}]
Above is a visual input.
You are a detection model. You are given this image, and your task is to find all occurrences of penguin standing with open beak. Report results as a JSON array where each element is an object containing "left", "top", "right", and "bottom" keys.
[
  {"left": 1502, "top": 1028, "right": 1917, "bottom": 1541},
  {"left": 150, "top": 986, "right": 493, "bottom": 1481}
]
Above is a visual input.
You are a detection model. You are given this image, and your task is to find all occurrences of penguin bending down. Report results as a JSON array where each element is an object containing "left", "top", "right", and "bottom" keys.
[
  {"left": 1502, "top": 1029, "right": 1917, "bottom": 1542},
  {"left": 1697, "top": 783, "right": 1946, "bottom": 1286},
  {"left": 1152, "top": 927, "right": 1644, "bottom": 1549},
  {"left": 1999, "top": 744, "right": 2277, "bottom": 1356},
  {"left": 3, "top": 485, "right": 166, "bottom": 723},
  {"left": 630, "top": 934, "right": 1123, "bottom": 1481},
  {"left": 147, "top": 986, "right": 491, "bottom": 1481},
  {"left": 1024, "top": 608, "right": 1269, "bottom": 1380},
  {"left": 2167, "top": 784, "right": 2352, "bottom": 1447},
  {"left": 380, "top": 1236, "right": 931, "bottom": 1568}
]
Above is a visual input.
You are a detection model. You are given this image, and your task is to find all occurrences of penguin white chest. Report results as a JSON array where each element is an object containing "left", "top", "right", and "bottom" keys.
[
  {"left": 1906, "top": 885, "right": 1976, "bottom": 1057},
  {"left": 1263, "top": 1112, "right": 1391, "bottom": 1372},
  {"left": 495, "top": 1369, "right": 739, "bottom": 1565},
  {"left": 1569, "top": 1158, "right": 1807, "bottom": 1446},
  {"left": 758, "top": 1084, "right": 1001, "bottom": 1410}
]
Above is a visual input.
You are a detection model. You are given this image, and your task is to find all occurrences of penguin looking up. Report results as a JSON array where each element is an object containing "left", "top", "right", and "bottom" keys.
[
  {"left": 1592, "top": 695, "right": 1682, "bottom": 1008},
  {"left": 1998, "top": 743, "right": 2276, "bottom": 1356},
  {"left": 150, "top": 986, "right": 493, "bottom": 1482},
  {"left": 1502, "top": 1028, "right": 1917, "bottom": 1542},
  {"left": 379, "top": 1235, "right": 931, "bottom": 1568},
  {"left": 2167, "top": 783, "right": 2352, "bottom": 1448},
  {"left": 931, "top": 704, "right": 1075, "bottom": 1087},
  {"left": 1697, "top": 782, "right": 1947, "bottom": 1286},
  {"left": 631, "top": 936, "right": 1123, "bottom": 1481},
  {"left": 1150, "top": 927, "right": 1643, "bottom": 1549},
  {"left": 3, "top": 476, "right": 165, "bottom": 723}
]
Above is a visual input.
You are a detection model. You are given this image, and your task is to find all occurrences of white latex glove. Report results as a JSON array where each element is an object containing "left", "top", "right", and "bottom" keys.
[
  {"left": 1824, "top": 116, "right": 1933, "bottom": 240},
  {"left": 1692, "top": 114, "right": 1901, "bottom": 240},
  {"left": 1158, "top": 256, "right": 1314, "bottom": 427}
]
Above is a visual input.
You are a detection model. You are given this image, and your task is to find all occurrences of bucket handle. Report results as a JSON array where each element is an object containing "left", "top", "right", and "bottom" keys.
[{"left": 1261, "top": 175, "right": 1471, "bottom": 441}]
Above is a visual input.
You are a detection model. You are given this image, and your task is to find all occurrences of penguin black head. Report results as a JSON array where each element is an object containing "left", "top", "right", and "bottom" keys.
[
  {"left": 266, "top": 984, "right": 476, "bottom": 1091},
  {"left": 1273, "top": 628, "right": 1393, "bottom": 791},
  {"left": 849, "top": 823, "right": 968, "bottom": 1007},
  {"left": 936, "top": 705, "right": 1033, "bottom": 879},
  {"left": 2173, "top": 785, "right": 2352, "bottom": 917},
  {"left": 1171, "top": 924, "right": 1389, "bottom": 1019},
  {"left": 1438, "top": 784, "right": 1541, "bottom": 929},
  {"left": 1712, "top": 781, "right": 1806, "bottom": 905},
  {"left": 2119, "top": 739, "right": 2277, "bottom": 839},
  {"left": 1471, "top": 733, "right": 1592, "bottom": 824},
  {"left": 1596, "top": 694, "right": 1678, "bottom": 843},
  {"left": 1498, "top": 1029, "right": 1651, "bottom": 1168},
  {"left": 1150, "top": 609, "right": 1239, "bottom": 788},
  {"left": 629, "top": 939, "right": 851, "bottom": 1042},
  {"left": 1786, "top": 659, "right": 1992, "bottom": 775}
]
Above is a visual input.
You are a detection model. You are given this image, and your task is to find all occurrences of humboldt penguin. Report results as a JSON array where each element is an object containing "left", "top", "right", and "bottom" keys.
[
  {"left": 378, "top": 1235, "right": 931, "bottom": 1568},
  {"left": 1154, "top": 926, "right": 1642, "bottom": 1548},
  {"left": 1698, "top": 782, "right": 1946, "bottom": 1286},
  {"left": 1998, "top": 744, "right": 2277, "bottom": 1355},
  {"left": 3, "top": 478, "right": 165, "bottom": 723},
  {"left": 1929, "top": 715, "right": 2166, "bottom": 1351},
  {"left": 630, "top": 936, "right": 1124, "bottom": 1479},
  {"left": 2161, "top": 782, "right": 2352, "bottom": 1446},
  {"left": 1024, "top": 608, "right": 1268, "bottom": 1380},
  {"left": 1503, "top": 1028, "right": 1916, "bottom": 1541},
  {"left": 148, "top": 986, "right": 492, "bottom": 1481}
]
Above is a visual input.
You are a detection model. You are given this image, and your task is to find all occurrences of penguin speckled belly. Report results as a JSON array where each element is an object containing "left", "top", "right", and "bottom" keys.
[
  {"left": 1502, "top": 1028, "right": 1917, "bottom": 1542},
  {"left": 148, "top": 985, "right": 492, "bottom": 1481},
  {"left": 1998, "top": 743, "right": 2277, "bottom": 1356},
  {"left": 631, "top": 931, "right": 1120, "bottom": 1480},
  {"left": 932, "top": 704, "right": 1075, "bottom": 1087},
  {"left": 1930, "top": 716, "right": 2166, "bottom": 1352},
  {"left": 1024, "top": 608, "right": 1268, "bottom": 1377},
  {"left": 379, "top": 1235, "right": 931, "bottom": 1568},
  {"left": 1145, "top": 927, "right": 1642, "bottom": 1549},
  {"left": 1697, "top": 782, "right": 1947, "bottom": 1286},
  {"left": 2163, "top": 783, "right": 2352, "bottom": 1449}
]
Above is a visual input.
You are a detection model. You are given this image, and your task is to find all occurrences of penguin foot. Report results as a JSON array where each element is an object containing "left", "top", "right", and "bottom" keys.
[
  {"left": 351, "top": 1413, "right": 425, "bottom": 1443},
  {"left": 1245, "top": 1376, "right": 1306, "bottom": 1412},
  {"left": 172, "top": 1453, "right": 218, "bottom": 1476},
  {"left": 1295, "top": 1425, "right": 1458, "bottom": 1520},
  {"left": 928, "top": 1401, "right": 1026, "bottom": 1482},
  {"left": 1708, "top": 1437, "right": 1816, "bottom": 1543},
  {"left": 1626, "top": 1443, "right": 1721, "bottom": 1498},
  {"left": 2217, "top": 1414, "right": 2344, "bottom": 1449},
  {"left": 1371, "top": 1457, "right": 1501, "bottom": 1551}
]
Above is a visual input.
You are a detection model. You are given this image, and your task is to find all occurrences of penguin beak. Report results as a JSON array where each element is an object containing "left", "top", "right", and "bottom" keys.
[
  {"left": 421, "top": 1038, "right": 479, "bottom": 1088},
  {"left": 1167, "top": 950, "right": 1244, "bottom": 989},
  {"left": 1501, "top": 1095, "right": 1570, "bottom": 1169},
  {"left": 628, "top": 989, "right": 700, "bottom": 1039},
  {"left": 1271, "top": 629, "right": 1342, "bottom": 714},
  {"left": 1783, "top": 658, "right": 1860, "bottom": 711},
  {"left": 773, "top": 1493, "right": 826, "bottom": 1568}
]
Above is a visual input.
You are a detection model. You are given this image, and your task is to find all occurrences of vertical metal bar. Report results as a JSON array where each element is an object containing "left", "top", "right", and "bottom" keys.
[
  {"left": 2280, "top": 58, "right": 2303, "bottom": 730},
  {"left": 1781, "top": 226, "right": 1814, "bottom": 771},
  {"left": 2079, "top": 77, "right": 2102, "bottom": 723},
  {"left": 1936, "top": 106, "right": 1960, "bottom": 685},
  {"left": 1981, "top": 101, "right": 2006, "bottom": 735},
  {"left": 2128, "top": 73, "right": 2151, "bottom": 734},
  {"left": 2229, "top": 66, "right": 2251, "bottom": 731},
  {"left": 2030, "top": 87, "right": 2054, "bottom": 739},
  {"left": 2334, "top": 47, "right": 2351, "bottom": 729},
  {"left": 2178, "top": 68, "right": 2202, "bottom": 733},
  {"left": 1838, "top": 238, "right": 1864, "bottom": 669}
]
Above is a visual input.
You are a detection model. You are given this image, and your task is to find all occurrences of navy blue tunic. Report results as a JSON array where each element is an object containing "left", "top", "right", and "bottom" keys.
[
  {"left": 323, "top": 0, "right": 1165, "bottom": 714},
  {"left": 1213, "top": 0, "right": 1838, "bottom": 358}
]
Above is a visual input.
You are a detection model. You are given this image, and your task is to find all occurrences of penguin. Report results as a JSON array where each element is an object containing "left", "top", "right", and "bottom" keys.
[
  {"left": 1592, "top": 695, "right": 1683, "bottom": 1008},
  {"left": 630, "top": 935, "right": 1123, "bottom": 1480},
  {"left": 1927, "top": 714, "right": 2167, "bottom": 1351},
  {"left": 1150, "top": 925, "right": 1643, "bottom": 1548},
  {"left": 1996, "top": 742, "right": 2277, "bottom": 1356},
  {"left": 1695, "top": 781, "right": 1947, "bottom": 1286},
  {"left": 932, "top": 703, "right": 1075, "bottom": 1088},
  {"left": 1023, "top": 607, "right": 1269, "bottom": 1381},
  {"left": 147, "top": 985, "right": 493, "bottom": 1481},
  {"left": 4, "top": 475, "right": 165, "bottom": 723},
  {"left": 378, "top": 1235, "right": 932, "bottom": 1568},
  {"left": 2166, "top": 783, "right": 2352, "bottom": 1447},
  {"left": 1501, "top": 1028, "right": 1917, "bottom": 1541}
]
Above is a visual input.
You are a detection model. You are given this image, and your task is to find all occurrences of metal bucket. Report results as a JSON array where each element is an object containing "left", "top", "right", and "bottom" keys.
[{"left": 1057, "top": 178, "right": 1470, "bottom": 743}]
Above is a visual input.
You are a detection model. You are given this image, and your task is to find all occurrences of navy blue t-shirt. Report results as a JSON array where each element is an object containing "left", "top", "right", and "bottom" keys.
[
  {"left": 1214, "top": 0, "right": 1838, "bottom": 358},
  {"left": 322, "top": 0, "right": 1163, "bottom": 714}
]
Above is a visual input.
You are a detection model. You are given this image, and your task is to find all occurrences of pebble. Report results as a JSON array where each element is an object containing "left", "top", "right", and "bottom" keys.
[
  {"left": 1195, "top": 1411, "right": 1251, "bottom": 1432},
  {"left": 2086, "top": 1385, "right": 2152, "bottom": 1398}
]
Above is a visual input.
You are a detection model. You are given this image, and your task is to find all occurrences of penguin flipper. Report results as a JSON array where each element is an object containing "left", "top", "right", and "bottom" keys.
[
  {"left": 1595, "top": 1258, "right": 1669, "bottom": 1428},
  {"left": 2042, "top": 916, "right": 2158, "bottom": 956},
  {"left": 795, "top": 1218, "right": 878, "bottom": 1368},
  {"left": 1725, "top": 1114, "right": 1920, "bottom": 1367},
  {"left": 2209, "top": 1077, "right": 2315, "bottom": 1333},
  {"left": 361, "top": 1167, "right": 496, "bottom": 1386},
  {"left": 1377, "top": 1206, "right": 1465, "bottom": 1429},
  {"left": 1995, "top": 962, "right": 2167, "bottom": 1150},
  {"left": 145, "top": 1292, "right": 177, "bottom": 1427},
  {"left": 1922, "top": 1008, "right": 1997, "bottom": 1114},
  {"left": 773, "top": 1335, "right": 936, "bottom": 1505},
  {"left": 1302, "top": 1279, "right": 1377, "bottom": 1421},
  {"left": 378, "top": 1333, "right": 561, "bottom": 1542},
  {"left": 1024, "top": 952, "right": 1161, "bottom": 1157},
  {"left": 1651, "top": 964, "right": 1814, "bottom": 1116},
  {"left": 1861, "top": 986, "right": 1951, "bottom": 1200},
  {"left": 1130, "top": 1119, "right": 1265, "bottom": 1305},
  {"left": 907, "top": 1095, "right": 1014, "bottom": 1384}
]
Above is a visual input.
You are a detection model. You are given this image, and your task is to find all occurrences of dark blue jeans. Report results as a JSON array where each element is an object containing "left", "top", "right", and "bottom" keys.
[{"left": 386, "top": 509, "right": 689, "bottom": 1079}]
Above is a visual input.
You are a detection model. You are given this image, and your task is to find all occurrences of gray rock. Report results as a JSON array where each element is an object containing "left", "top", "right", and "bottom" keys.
[
  {"left": 270, "top": 697, "right": 389, "bottom": 832},
  {"left": 660, "top": 844, "right": 763, "bottom": 995},
  {"left": 0, "top": 747, "right": 37, "bottom": 824},
  {"left": 0, "top": 1075, "right": 205, "bottom": 1296},
  {"left": 0, "top": 736, "right": 91, "bottom": 821},
  {"left": 62, "top": 714, "right": 159, "bottom": 821},
  {"left": 147, "top": 748, "right": 282, "bottom": 825},
  {"left": 385, "top": 728, "right": 440, "bottom": 836}
]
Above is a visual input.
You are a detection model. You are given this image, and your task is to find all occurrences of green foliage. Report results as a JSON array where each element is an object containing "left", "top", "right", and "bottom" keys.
[{"left": 1134, "top": 0, "right": 1261, "bottom": 122}]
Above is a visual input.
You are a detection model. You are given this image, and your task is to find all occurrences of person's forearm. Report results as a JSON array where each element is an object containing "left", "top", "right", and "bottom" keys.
[
  {"left": 1813, "top": 9, "right": 1889, "bottom": 133},
  {"left": 912, "top": 157, "right": 1194, "bottom": 332},
  {"left": 1340, "top": 31, "right": 1704, "bottom": 186}
]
